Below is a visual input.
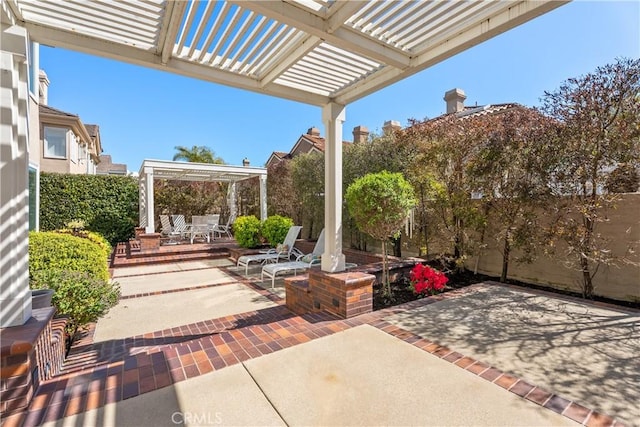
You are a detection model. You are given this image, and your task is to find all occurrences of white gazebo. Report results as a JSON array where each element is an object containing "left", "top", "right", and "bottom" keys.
[
  {"left": 1, "top": 0, "right": 567, "bottom": 326},
  {"left": 138, "top": 159, "right": 268, "bottom": 233}
]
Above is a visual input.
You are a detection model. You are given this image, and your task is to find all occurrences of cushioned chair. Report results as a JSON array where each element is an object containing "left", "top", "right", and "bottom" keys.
[
  {"left": 261, "top": 229, "right": 325, "bottom": 288},
  {"left": 236, "top": 225, "right": 303, "bottom": 275}
]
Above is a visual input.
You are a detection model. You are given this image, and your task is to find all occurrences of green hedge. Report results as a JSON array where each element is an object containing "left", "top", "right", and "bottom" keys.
[
  {"left": 29, "top": 231, "right": 110, "bottom": 281},
  {"left": 39, "top": 173, "right": 138, "bottom": 245}
]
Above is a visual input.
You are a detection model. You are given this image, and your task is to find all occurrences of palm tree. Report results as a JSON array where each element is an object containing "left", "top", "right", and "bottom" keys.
[{"left": 173, "top": 145, "right": 225, "bottom": 164}]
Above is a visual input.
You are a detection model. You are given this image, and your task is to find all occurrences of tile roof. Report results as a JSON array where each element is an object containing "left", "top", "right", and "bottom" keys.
[
  {"left": 85, "top": 124, "right": 99, "bottom": 138},
  {"left": 39, "top": 104, "right": 78, "bottom": 118},
  {"left": 428, "top": 103, "right": 522, "bottom": 123}
]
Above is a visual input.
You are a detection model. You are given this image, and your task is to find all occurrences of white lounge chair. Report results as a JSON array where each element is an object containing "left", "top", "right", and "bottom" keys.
[
  {"left": 159, "top": 214, "right": 181, "bottom": 244},
  {"left": 171, "top": 214, "right": 190, "bottom": 239},
  {"left": 261, "top": 229, "right": 325, "bottom": 288},
  {"left": 236, "top": 225, "right": 302, "bottom": 275}
]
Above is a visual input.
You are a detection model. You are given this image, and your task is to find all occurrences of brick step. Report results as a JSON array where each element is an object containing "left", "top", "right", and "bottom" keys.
[{"left": 59, "top": 305, "right": 308, "bottom": 375}]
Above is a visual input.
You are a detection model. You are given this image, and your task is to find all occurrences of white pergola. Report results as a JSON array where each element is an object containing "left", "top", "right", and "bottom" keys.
[
  {"left": 1, "top": 0, "right": 568, "bottom": 327},
  {"left": 138, "top": 159, "right": 268, "bottom": 233}
]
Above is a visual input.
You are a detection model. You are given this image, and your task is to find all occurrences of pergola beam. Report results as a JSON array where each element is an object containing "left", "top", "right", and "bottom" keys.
[
  {"left": 333, "top": 0, "right": 568, "bottom": 105},
  {"left": 26, "top": 22, "right": 329, "bottom": 106},
  {"left": 232, "top": 0, "right": 411, "bottom": 70},
  {"left": 157, "top": 0, "right": 187, "bottom": 64}
]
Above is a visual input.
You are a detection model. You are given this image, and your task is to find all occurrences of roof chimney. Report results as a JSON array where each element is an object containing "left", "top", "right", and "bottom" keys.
[
  {"left": 352, "top": 125, "right": 369, "bottom": 144},
  {"left": 242, "top": 157, "right": 250, "bottom": 167},
  {"left": 382, "top": 120, "right": 401, "bottom": 135},
  {"left": 307, "top": 127, "right": 321, "bottom": 137},
  {"left": 39, "top": 70, "right": 50, "bottom": 105},
  {"left": 444, "top": 88, "right": 466, "bottom": 114}
]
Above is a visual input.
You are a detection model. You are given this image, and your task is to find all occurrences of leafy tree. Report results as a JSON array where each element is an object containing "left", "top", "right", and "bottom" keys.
[
  {"left": 160, "top": 146, "right": 228, "bottom": 220},
  {"left": 344, "top": 132, "right": 414, "bottom": 255},
  {"left": 267, "top": 159, "right": 300, "bottom": 222},
  {"left": 541, "top": 57, "right": 640, "bottom": 298},
  {"left": 290, "top": 151, "right": 325, "bottom": 238},
  {"left": 398, "top": 115, "right": 487, "bottom": 266},
  {"left": 346, "top": 171, "right": 416, "bottom": 297},
  {"left": 469, "top": 108, "right": 557, "bottom": 282},
  {"left": 154, "top": 180, "right": 227, "bottom": 221},
  {"left": 173, "top": 145, "right": 225, "bottom": 164}
]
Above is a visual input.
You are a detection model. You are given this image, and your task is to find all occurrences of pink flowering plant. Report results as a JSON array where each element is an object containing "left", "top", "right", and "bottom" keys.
[{"left": 410, "top": 264, "right": 449, "bottom": 295}]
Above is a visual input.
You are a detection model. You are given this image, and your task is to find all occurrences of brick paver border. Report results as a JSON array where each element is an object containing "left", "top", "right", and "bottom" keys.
[{"left": 3, "top": 281, "right": 631, "bottom": 427}]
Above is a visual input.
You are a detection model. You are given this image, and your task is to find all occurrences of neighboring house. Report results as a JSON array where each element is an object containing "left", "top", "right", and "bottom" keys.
[
  {"left": 435, "top": 87, "right": 521, "bottom": 121},
  {"left": 265, "top": 125, "right": 369, "bottom": 168},
  {"left": 96, "top": 154, "right": 127, "bottom": 175},
  {"left": 38, "top": 70, "right": 101, "bottom": 175}
]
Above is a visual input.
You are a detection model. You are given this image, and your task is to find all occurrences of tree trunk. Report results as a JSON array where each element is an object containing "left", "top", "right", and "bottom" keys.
[
  {"left": 453, "top": 214, "right": 461, "bottom": 259},
  {"left": 581, "top": 214, "right": 595, "bottom": 298},
  {"left": 419, "top": 188, "right": 429, "bottom": 257},
  {"left": 501, "top": 232, "right": 510, "bottom": 283},
  {"left": 381, "top": 240, "right": 391, "bottom": 297}
]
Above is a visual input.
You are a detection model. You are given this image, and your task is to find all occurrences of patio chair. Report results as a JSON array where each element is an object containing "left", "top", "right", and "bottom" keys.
[
  {"left": 261, "top": 229, "right": 324, "bottom": 288},
  {"left": 189, "top": 215, "right": 210, "bottom": 244},
  {"left": 159, "top": 214, "right": 181, "bottom": 244},
  {"left": 205, "top": 214, "right": 220, "bottom": 240},
  {"left": 171, "top": 214, "right": 190, "bottom": 239},
  {"left": 236, "top": 225, "right": 303, "bottom": 275},
  {"left": 212, "top": 212, "right": 236, "bottom": 239}
]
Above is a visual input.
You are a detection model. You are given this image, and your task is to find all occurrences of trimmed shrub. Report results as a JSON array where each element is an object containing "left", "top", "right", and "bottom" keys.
[
  {"left": 39, "top": 173, "right": 138, "bottom": 245},
  {"left": 30, "top": 269, "right": 120, "bottom": 336},
  {"left": 29, "top": 231, "right": 110, "bottom": 282},
  {"left": 234, "top": 215, "right": 262, "bottom": 248},
  {"left": 54, "top": 229, "right": 112, "bottom": 259},
  {"left": 261, "top": 215, "right": 294, "bottom": 247}
]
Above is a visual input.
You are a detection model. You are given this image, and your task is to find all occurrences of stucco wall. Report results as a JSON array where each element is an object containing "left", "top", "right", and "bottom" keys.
[
  {"left": 352, "top": 194, "right": 640, "bottom": 303},
  {"left": 467, "top": 193, "right": 640, "bottom": 302}
]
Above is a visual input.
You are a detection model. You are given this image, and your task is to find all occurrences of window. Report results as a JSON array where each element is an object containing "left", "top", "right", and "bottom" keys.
[
  {"left": 44, "top": 126, "right": 67, "bottom": 158},
  {"left": 70, "top": 133, "right": 78, "bottom": 164}
]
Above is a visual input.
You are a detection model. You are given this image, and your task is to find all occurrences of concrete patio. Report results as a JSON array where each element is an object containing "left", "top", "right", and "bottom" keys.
[{"left": 5, "top": 261, "right": 637, "bottom": 426}]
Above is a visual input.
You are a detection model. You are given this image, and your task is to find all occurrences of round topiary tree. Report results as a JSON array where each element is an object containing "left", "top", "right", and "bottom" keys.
[{"left": 346, "top": 171, "right": 416, "bottom": 297}]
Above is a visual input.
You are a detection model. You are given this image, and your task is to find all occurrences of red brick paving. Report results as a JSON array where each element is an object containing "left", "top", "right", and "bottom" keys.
[{"left": 3, "top": 273, "right": 628, "bottom": 426}]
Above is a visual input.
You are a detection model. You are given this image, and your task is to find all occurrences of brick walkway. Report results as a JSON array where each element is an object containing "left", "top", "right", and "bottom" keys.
[{"left": 2, "top": 276, "right": 625, "bottom": 427}]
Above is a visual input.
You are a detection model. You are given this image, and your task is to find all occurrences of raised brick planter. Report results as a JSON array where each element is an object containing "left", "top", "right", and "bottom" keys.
[
  {"left": 0, "top": 308, "right": 67, "bottom": 416},
  {"left": 285, "top": 267, "right": 376, "bottom": 319},
  {"left": 134, "top": 227, "right": 146, "bottom": 238},
  {"left": 138, "top": 233, "right": 161, "bottom": 252}
]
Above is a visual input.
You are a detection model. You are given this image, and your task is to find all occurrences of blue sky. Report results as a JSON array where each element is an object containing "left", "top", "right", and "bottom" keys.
[{"left": 39, "top": 1, "right": 639, "bottom": 172}]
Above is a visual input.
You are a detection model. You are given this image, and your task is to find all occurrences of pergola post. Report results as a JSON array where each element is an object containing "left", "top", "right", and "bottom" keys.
[
  {"left": 144, "top": 167, "right": 155, "bottom": 233},
  {"left": 138, "top": 172, "right": 147, "bottom": 230},
  {"left": 259, "top": 175, "right": 267, "bottom": 221},
  {"left": 0, "top": 25, "right": 32, "bottom": 327},
  {"left": 228, "top": 181, "right": 237, "bottom": 219},
  {"left": 321, "top": 102, "right": 346, "bottom": 273}
]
